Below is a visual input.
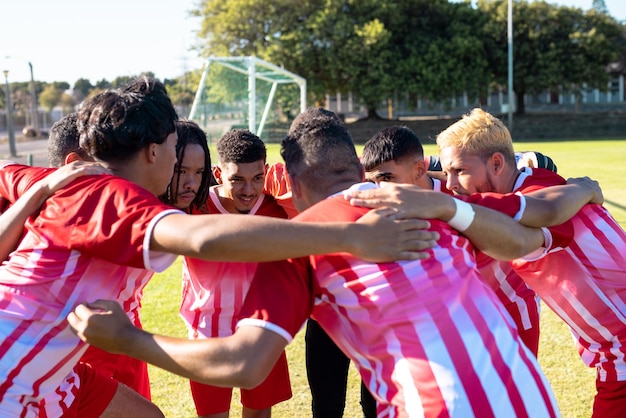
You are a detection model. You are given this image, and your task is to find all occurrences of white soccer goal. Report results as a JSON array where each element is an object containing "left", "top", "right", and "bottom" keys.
[{"left": 188, "top": 56, "right": 307, "bottom": 143}]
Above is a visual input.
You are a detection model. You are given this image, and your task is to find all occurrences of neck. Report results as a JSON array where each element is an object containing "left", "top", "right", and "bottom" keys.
[
  {"left": 499, "top": 166, "right": 522, "bottom": 193},
  {"left": 102, "top": 158, "right": 155, "bottom": 195},
  {"left": 215, "top": 186, "right": 242, "bottom": 214},
  {"left": 416, "top": 175, "right": 434, "bottom": 190},
  {"left": 304, "top": 179, "right": 360, "bottom": 208}
]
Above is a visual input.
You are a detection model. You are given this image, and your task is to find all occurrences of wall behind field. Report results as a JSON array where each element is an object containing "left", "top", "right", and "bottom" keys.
[{"left": 343, "top": 111, "right": 626, "bottom": 144}]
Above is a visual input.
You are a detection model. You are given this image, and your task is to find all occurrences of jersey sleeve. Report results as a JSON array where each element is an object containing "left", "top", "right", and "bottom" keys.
[
  {"left": 43, "top": 176, "right": 182, "bottom": 270},
  {"left": 462, "top": 192, "right": 524, "bottom": 219},
  {"left": 516, "top": 151, "right": 558, "bottom": 173},
  {"left": 463, "top": 191, "right": 573, "bottom": 257},
  {"left": 237, "top": 256, "right": 313, "bottom": 343},
  {"left": 0, "top": 163, "right": 52, "bottom": 203}
]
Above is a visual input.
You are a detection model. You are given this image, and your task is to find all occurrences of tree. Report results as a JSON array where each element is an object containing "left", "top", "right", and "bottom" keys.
[
  {"left": 94, "top": 79, "right": 112, "bottom": 90},
  {"left": 73, "top": 78, "right": 94, "bottom": 103},
  {"left": 164, "top": 70, "right": 202, "bottom": 116},
  {"left": 192, "top": 0, "right": 490, "bottom": 118},
  {"left": 592, "top": 0, "right": 609, "bottom": 16},
  {"left": 38, "top": 83, "right": 66, "bottom": 112},
  {"left": 59, "top": 92, "right": 75, "bottom": 114},
  {"left": 478, "top": 0, "right": 625, "bottom": 114}
]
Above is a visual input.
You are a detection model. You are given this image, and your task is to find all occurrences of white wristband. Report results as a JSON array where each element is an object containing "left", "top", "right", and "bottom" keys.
[{"left": 447, "top": 199, "right": 475, "bottom": 232}]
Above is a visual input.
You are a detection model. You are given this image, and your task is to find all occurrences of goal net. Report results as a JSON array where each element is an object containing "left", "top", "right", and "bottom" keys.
[{"left": 188, "top": 56, "right": 306, "bottom": 144}]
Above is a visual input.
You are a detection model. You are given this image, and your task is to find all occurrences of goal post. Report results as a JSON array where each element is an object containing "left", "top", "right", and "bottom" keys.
[{"left": 189, "top": 56, "right": 306, "bottom": 143}]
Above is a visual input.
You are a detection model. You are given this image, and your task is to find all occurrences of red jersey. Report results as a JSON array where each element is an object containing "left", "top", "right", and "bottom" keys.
[
  {"left": 438, "top": 176, "right": 540, "bottom": 353},
  {"left": 180, "top": 186, "right": 287, "bottom": 338},
  {"left": 470, "top": 167, "right": 626, "bottom": 382},
  {"left": 0, "top": 162, "right": 180, "bottom": 417},
  {"left": 263, "top": 162, "right": 298, "bottom": 218},
  {"left": 239, "top": 182, "right": 559, "bottom": 417}
]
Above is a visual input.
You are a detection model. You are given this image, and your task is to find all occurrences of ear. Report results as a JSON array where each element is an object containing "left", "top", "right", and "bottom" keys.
[
  {"left": 64, "top": 152, "right": 82, "bottom": 165},
  {"left": 145, "top": 143, "right": 159, "bottom": 164},
  {"left": 359, "top": 164, "right": 365, "bottom": 182},
  {"left": 414, "top": 158, "right": 428, "bottom": 181},
  {"left": 489, "top": 152, "right": 506, "bottom": 175},
  {"left": 212, "top": 165, "right": 223, "bottom": 184}
]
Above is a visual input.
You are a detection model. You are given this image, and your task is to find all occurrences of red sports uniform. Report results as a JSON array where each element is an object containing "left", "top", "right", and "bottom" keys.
[
  {"left": 180, "top": 186, "right": 291, "bottom": 415},
  {"left": 0, "top": 162, "right": 180, "bottom": 417},
  {"left": 263, "top": 162, "right": 298, "bottom": 218},
  {"left": 436, "top": 177, "right": 541, "bottom": 354},
  {"left": 238, "top": 182, "right": 559, "bottom": 417},
  {"left": 467, "top": 167, "right": 626, "bottom": 417},
  {"left": 474, "top": 253, "right": 541, "bottom": 354}
]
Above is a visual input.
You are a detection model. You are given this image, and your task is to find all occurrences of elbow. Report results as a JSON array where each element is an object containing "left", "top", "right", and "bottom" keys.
[
  {"left": 231, "top": 360, "right": 272, "bottom": 389},
  {"left": 485, "top": 235, "right": 538, "bottom": 261}
]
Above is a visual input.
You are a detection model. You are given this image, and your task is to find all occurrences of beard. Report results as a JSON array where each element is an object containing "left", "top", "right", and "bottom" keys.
[{"left": 473, "top": 173, "right": 497, "bottom": 194}]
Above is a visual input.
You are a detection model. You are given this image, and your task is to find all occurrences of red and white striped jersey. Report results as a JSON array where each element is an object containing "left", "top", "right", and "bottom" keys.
[
  {"left": 0, "top": 162, "right": 180, "bottom": 416},
  {"left": 180, "top": 186, "right": 287, "bottom": 339},
  {"left": 472, "top": 167, "right": 626, "bottom": 382},
  {"left": 239, "top": 182, "right": 559, "bottom": 417},
  {"left": 263, "top": 162, "right": 298, "bottom": 218},
  {"left": 440, "top": 178, "right": 540, "bottom": 353}
]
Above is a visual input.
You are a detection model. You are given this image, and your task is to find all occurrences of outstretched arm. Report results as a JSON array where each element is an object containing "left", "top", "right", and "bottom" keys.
[
  {"left": 345, "top": 184, "right": 544, "bottom": 260},
  {"left": 68, "top": 300, "right": 286, "bottom": 388},
  {"left": 151, "top": 207, "right": 440, "bottom": 263},
  {"left": 519, "top": 177, "right": 602, "bottom": 227},
  {"left": 0, "top": 161, "right": 110, "bottom": 260}
]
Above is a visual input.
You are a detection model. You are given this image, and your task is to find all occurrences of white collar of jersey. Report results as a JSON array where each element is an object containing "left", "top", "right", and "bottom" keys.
[
  {"left": 514, "top": 167, "right": 532, "bottom": 192},
  {"left": 334, "top": 181, "right": 378, "bottom": 200}
]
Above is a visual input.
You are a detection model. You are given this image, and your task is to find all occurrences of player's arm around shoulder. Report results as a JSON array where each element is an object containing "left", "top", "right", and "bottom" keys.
[
  {"left": 68, "top": 299, "right": 288, "bottom": 389},
  {"left": 520, "top": 177, "right": 603, "bottom": 227},
  {"left": 459, "top": 201, "right": 545, "bottom": 260},
  {"left": 345, "top": 183, "right": 544, "bottom": 260}
]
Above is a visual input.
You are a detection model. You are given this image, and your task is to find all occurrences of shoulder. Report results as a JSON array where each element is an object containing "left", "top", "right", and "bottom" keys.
[
  {"left": 0, "top": 163, "right": 54, "bottom": 201},
  {"left": 295, "top": 195, "right": 368, "bottom": 223},
  {"left": 55, "top": 174, "right": 170, "bottom": 216},
  {"left": 257, "top": 193, "right": 288, "bottom": 218},
  {"left": 519, "top": 167, "right": 566, "bottom": 192}
]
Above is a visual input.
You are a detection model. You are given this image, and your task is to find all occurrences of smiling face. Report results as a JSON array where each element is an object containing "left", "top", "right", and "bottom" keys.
[
  {"left": 171, "top": 143, "right": 206, "bottom": 210},
  {"left": 213, "top": 160, "right": 267, "bottom": 214}
]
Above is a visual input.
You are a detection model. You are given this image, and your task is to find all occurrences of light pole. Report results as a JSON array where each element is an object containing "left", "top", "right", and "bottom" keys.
[
  {"left": 507, "top": 0, "right": 514, "bottom": 129},
  {"left": 3, "top": 69, "right": 17, "bottom": 157},
  {"left": 27, "top": 61, "right": 39, "bottom": 138},
  {"left": 5, "top": 56, "right": 39, "bottom": 138}
]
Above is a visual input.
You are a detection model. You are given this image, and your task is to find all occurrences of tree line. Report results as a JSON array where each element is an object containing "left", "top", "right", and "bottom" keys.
[
  {"left": 1, "top": 0, "right": 624, "bottom": 120},
  {"left": 192, "top": 0, "right": 626, "bottom": 115}
]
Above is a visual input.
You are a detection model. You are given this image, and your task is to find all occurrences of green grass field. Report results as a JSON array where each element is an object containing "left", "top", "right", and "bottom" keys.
[{"left": 142, "top": 139, "right": 626, "bottom": 417}]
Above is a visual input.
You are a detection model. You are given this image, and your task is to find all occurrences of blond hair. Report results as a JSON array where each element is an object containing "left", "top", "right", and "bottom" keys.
[{"left": 436, "top": 108, "right": 516, "bottom": 165}]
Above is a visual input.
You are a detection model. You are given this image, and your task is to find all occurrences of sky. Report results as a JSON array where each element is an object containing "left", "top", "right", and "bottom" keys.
[{"left": 0, "top": 0, "right": 624, "bottom": 85}]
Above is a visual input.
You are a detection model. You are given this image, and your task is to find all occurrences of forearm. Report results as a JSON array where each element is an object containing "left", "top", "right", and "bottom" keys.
[
  {"left": 152, "top": 212, "right": 437, "bottom": 263},
  {"left": 118, "top": 328, "right": 279, "bottom": 388},
  {"left": 460, "top": 204, "right": 545, "bottom": 260},
  {"left": 69, "top": 301, "right": 286, "bottom": 388},
  {"left": 0, "top": 183, "right": 50, "bottom": 260},
  {"left": 521, "top": 182, "right": 597, "bottom": 227},
  {"left": 152, "top": 214, "right": 355, "bottom": 262}
]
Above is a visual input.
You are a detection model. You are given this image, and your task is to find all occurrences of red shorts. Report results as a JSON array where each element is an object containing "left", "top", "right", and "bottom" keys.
[
  {"left": 190, "top": 351, "right": 292, "bottom": 415},
  {"left": 38, "top": 362, "right": 118, "bottom": 418},
  {"left": 593, "top": 379, "right": 626, "bottom": 418},
  {"left": 80, "top": 345, "right": 151, "bottom": 399}
]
